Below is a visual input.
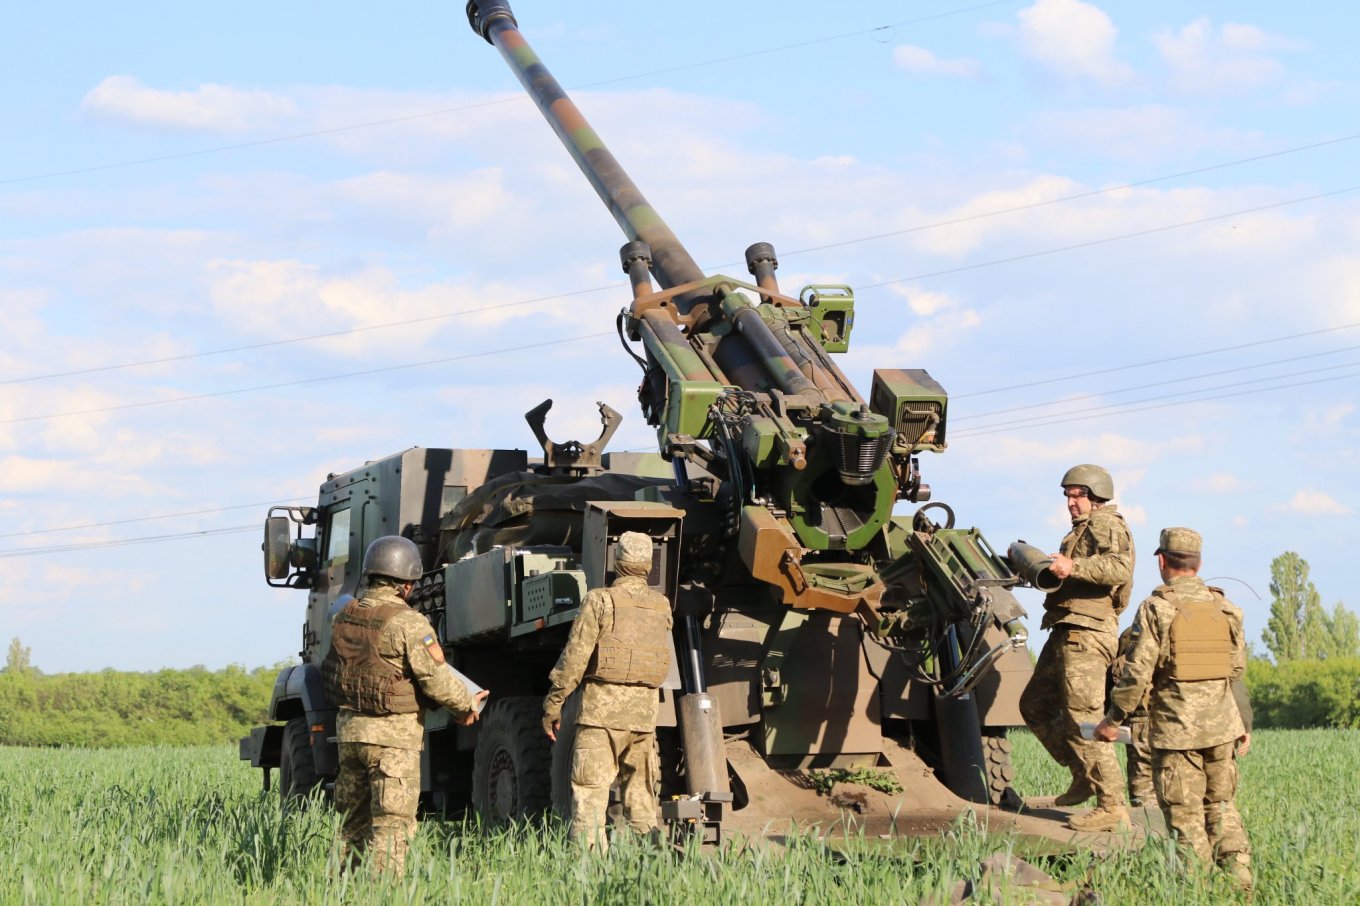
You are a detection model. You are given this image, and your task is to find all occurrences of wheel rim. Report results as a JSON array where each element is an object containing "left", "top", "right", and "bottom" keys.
[{"left": 488, "top": 746, "right": 518, "bottom": 821}]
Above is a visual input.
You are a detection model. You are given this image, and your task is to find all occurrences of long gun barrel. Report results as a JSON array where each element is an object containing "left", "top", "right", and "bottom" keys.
[
  {"left": 468, "top": 2, "right": 705, "bottom": 293},
  {"left": 466, "top": 1, "right": 938, "bottom": 613}
]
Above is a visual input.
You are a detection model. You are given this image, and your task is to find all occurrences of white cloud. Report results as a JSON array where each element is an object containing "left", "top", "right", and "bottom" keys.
[
  {"left": 82, "top": 75, "right": 298, "bottom": 132},
  {"left": 1196, "top": 472, "right": 1245, "bottom": 494},
  {"left": 1279, "top": 489, "right": 1350, "bottom": 516},
  {"left": 1154, "top": 18, "right": 1295, "bottom": 96},
  {"left": 893, "top": 45, "right": 981, "bottom": 79},
  {"left": 1015, "top": 0, "right": 1132, "bottom": 87},
  {"left": 1025, "top": 105, "right": 1263, "bottom": 163}
]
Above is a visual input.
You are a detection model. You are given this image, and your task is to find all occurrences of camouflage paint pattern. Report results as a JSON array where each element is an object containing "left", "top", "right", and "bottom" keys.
[
  {"left": 542, "top": 571, "right": 670, "bottom": 732},
  {"left": 335, "top": 742, "right": 421, "bottom": 873},
  {"left": 1041, "top": 505, "right": 1135, "bottom": 634},
  {"left": 1109, "top": 574, "right": 1251, "bottom": 881},
  {"left": 477, "top": 18, "right": 704, "bottom": 292},
  {"left": 333, "top": 584, "right": 479, "bottom": 751},
  {"left": 1153, "top": 742, "right": 1251, "bottom": 874},
  {"left": 1115, "top": 625, "right": 1155, "bottom": 803},
  {"left": 331, "top": 583, "right": 479, "bottom": 872},
  {"left": 1107, "top": 576, "right": 1246, "bottom": 749},
  {"left": 569, "top": 725, "right": 660, "bottom": 849},
  {"left": 1020, "top": 625, "right": 1125, "bottom": 808}
]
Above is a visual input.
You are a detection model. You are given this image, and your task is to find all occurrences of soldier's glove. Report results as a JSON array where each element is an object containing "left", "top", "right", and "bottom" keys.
[{"left": 543, "top": 713, "right": 560, "bottom": 741}]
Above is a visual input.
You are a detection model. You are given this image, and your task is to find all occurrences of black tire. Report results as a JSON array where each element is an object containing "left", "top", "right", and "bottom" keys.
[
  {"left": 279, "top": 718, "right": 323, "bottom": 813},
  {"left": 549, "top": 691, "right": 583, "bottom": 820},
  {"left": 472, "top": 697, "right": 553, "bottom": 824},
  {"left": 982, "top": 728, "right": 1021, "bottom": 810}
]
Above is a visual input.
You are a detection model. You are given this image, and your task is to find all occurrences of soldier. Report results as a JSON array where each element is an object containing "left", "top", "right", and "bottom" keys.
[
  {"left": 322, "top": 535, "right": 488, "bottom": 873},
  {"left": 1018, "top": 463, "right": 1134, "bottom": 832},
  {"left": 1095, "top": 527, "right": 1253, "bottom": 892},
  {"left": 542, "top": 531, "right": 672, "bottom": 850},
  {"left": 1113, "top": 624, "right": 1156, "bottom": 807}
]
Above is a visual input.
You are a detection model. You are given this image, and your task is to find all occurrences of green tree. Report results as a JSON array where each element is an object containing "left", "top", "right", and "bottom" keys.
[
  {"left": 1327, "top": 602, "right": 1360, "bottom": 659},
  {"left": 5, "top": 637, "right": 32, "bottom": 674},
  {"left": 1262, "top": 552, "right": 1317, "bottom": 661}
]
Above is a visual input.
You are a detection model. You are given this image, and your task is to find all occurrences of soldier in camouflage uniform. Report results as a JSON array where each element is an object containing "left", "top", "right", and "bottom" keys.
[
  {"left": 1018, "top": 464, "right": 1134, "bottom": 832},
  {"left": 1096, "top": 527, "right": 1253, "bottom": 892},
  {"left": 322, "top": 535, "right": 487, "bottom": 873},
  {"left": 542, "top": 531, "right": 672, "bottom": 850},
  {"left": 1113, "top": 624, "right": 1155, "bottom": 807}
]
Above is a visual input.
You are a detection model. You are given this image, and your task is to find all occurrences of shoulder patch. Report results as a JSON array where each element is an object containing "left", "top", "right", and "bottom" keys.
[{"left": 423, "top": 634, "right": 446, "bottom": 664}]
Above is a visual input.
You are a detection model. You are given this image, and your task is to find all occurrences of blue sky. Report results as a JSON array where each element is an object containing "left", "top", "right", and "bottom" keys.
[{"left": 3, "top": 0, "right": 1357, "bottom": 672}]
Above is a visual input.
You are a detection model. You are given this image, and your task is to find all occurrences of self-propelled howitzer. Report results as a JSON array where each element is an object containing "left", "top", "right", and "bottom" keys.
[
  {"left": 242, "top": 3, "right": 1081, "bottom": 846},
  {"left": 469, "top": 0, "right": 947, "bottom": 614},
  {"left": 466, "top": 0, "right": 1034, "bottom": 811}
]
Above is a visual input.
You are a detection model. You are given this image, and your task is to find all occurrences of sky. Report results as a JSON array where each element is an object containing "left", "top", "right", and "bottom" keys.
[{"left": 3, "top": 0, "right": 1357, "bottom": 673}]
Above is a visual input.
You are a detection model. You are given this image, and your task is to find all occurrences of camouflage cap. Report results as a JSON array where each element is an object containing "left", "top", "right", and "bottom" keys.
[
  {"left": 1155, "top": 527, "right": 1202, "bottom": 555},
  {"left": 616, "top": 531, "right": 653, "bottom": 564}
]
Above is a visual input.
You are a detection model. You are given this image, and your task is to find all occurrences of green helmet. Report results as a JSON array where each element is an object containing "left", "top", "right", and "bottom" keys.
[
  {"left": 1060, "top": 464, "right": 1114, "bottom": 501},
  {"left": 362, "top": 535, "right": 423, "bottom": 581}
]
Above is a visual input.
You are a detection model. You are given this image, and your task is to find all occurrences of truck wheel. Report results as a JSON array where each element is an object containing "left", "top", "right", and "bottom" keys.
[
  {"left": 279, "top": 718, "right": 323, "bottom": 813},
  {"left": 982, "top": 729, "right": 1021, "bottom": 810},
  {"left": 472, "top": 697, "right": 552, "bottom": 824},
  {"left": 549, "top": 691, "right": 583, "bottom": 820}
]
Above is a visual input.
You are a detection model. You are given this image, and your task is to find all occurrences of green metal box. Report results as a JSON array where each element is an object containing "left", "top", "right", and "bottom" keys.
[{"left": 870, "top": 368, "right": 948, "bottom": 453}]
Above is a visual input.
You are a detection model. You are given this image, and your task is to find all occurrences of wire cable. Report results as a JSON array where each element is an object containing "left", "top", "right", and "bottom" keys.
[
  {"left": 0, "top": 497, "right": 313, "bottom": 539},
  {"left": 2, "top": 1, "right": 1022, "bottom": 187},
  {"left": 0, "top": 525, "right": 258, "bottom": 558},
  {"left": 9, "top": 135, "right": 1357, "bottom": 387},
  {"left": 2, "top": 331, "right": 611, "bottom": 425}
]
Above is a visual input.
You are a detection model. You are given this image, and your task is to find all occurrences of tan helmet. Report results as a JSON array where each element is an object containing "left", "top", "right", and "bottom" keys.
[
  {"left": 362, "top": 535, "right": 423, "bottom": 581},
  {"left": 1060, "top": 464, "right": 1114, "bottom": 501}
]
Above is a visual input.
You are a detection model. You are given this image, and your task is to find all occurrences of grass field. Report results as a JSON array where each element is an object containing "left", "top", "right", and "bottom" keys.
[{"left": 2, "top": 730, "right": 1357, "bottom": 904}]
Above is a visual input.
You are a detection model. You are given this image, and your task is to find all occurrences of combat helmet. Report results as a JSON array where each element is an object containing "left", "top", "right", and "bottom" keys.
[
  {"left": 1060, "top": 464, "right": 1114, "bottom": 501},
  {"left": 362, "top": 535, "right": 424, "bottom": 581}
]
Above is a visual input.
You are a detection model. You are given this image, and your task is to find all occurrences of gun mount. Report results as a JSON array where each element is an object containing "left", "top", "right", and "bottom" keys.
[{"left": 239, "top": 3, "right": 1143, "bottom": 853}]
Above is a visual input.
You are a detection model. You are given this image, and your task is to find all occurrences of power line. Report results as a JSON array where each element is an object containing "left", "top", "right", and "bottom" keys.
[
  {"left": 951, "top": 343, "right": 1360, "bottom": 423},
  {"left": 6, "top": 179, "right": 1353, "bottom": 425},
  {"left": 2, "top": 1, "right": 1022, "bottom": 187},
  {"left": 953, "top": 321, "right": 1360, "bottom": 399},
  {"left": 2, "top": 332, "right": 611, "bottom": 425},
  {"left": 951, "top": 367, "right": 1360, "bottom": 439},
  {"left": 0, "top": 497, "right": 313, "bottom": 539},
  {"left": 0, "top": 285, "right": 618, "bottom": 386},
  {"left": 9, "top": 133, "right": 1356, "bottom": 387},
  {"left": 772, "top": 133, "right": 1360, "bottom": 262},
  {"left": 858, "top": 185, "right": 1360, "bottom": 290},
  {"left": 0, "top": 525, "right": 258, "bottom": 559}
]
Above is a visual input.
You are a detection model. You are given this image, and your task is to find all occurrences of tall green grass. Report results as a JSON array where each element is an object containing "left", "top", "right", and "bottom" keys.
[{"left": 2, "top": 731, "right": 1356, "bottom": 904}]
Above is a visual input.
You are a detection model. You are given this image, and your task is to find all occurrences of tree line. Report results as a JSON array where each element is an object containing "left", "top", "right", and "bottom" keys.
[
  {"left": 0, "top": 659, "right": 282, "bottom": 747},
  {"left": 2, "top": 549, "right": 1355, "bottom": 747},
  {"left": 1242, "top": 551, "right": 1360, "bottom": 730}
]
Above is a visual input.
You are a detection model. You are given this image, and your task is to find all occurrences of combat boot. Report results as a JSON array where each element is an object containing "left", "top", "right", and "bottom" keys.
[
  {"left": 1065, "top": 804, "right": 1129, "bottom": 832},
  {"left": 1053, "top": 777, "right": 1095, "bottom": 807},
  {"left": 1221, "top": 854, "right": 1253, "bottom": 895}
]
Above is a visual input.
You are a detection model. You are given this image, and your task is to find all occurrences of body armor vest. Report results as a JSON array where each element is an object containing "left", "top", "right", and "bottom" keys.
[
  {"left": 322, "top": 598, "right": 420, "bottom": 715},
  {"left": 1162, "top": 587, "right": 1234, "bottom": 681},
  {"left": 1045, "top": 508, "right": 1133, "bottom": 620},
  {"left": 587, "top": 582, "right": 671, "bottom": 687}
]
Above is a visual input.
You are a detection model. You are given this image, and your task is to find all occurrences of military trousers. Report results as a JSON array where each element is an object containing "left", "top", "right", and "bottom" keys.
[
  {"left": 569, "top": 725, "right": 660, "bottom": 850},
  {"left": 335, "top": 741, "right": 421, "bottom": 873},
  {"left": 1020, "top": 625, "right": 1125, "bottom": 807},
  {"left": 1153, "top": 741, "right": 1250, "bottom": 868},
  {"left": 1125, "top": 710, "right": 1154, "bottom": 804}
]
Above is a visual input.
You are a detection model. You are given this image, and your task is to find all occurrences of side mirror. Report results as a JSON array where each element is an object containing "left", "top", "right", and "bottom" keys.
[{"left": 263, "top": 516, "right": 292, "bottom": 580}]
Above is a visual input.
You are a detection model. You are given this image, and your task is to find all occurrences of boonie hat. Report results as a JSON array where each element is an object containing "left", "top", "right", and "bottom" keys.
[
  {"left": 1155, "top": 526, "right": 1201, "bottom": 555},
  {"left": 616, "top": 531, "right": 653, "bottom": 564}
]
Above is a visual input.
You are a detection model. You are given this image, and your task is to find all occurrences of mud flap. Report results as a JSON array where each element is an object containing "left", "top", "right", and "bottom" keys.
[{"left": 933, "top": 689, "right": 990, "bottom": 803}]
